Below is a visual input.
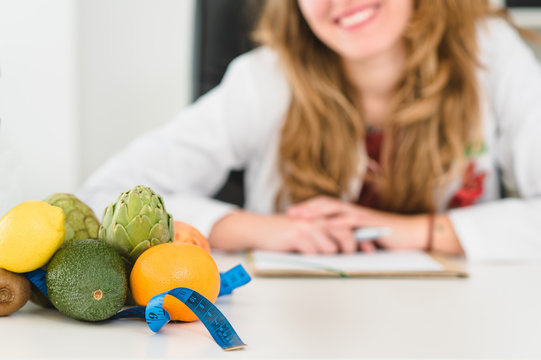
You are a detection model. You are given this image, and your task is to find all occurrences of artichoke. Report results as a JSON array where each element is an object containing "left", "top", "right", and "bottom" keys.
[
  {"left": 99, "top": 185, "right": 173, "bottom": 262},
  {"left": 44, "top": 193, "right": 100, "bottom": 242}
]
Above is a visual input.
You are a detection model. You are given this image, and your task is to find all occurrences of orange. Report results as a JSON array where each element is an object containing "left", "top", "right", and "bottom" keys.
[
  {"left": 130, "top": 243, "right": 220, "bottom": 322},
  {"left": 173, "top": 220, "right": 211, "bottom": 254}
]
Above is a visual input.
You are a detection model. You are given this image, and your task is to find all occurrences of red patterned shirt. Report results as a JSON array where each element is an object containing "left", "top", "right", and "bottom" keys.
[{"left": 357, "top": 133, "right": 486, "bottom": 209}]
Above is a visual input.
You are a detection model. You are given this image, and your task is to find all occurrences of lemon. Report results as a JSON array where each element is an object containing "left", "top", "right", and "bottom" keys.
[{"left": 0, "top": 200, "right": 65, "bottom": 273}]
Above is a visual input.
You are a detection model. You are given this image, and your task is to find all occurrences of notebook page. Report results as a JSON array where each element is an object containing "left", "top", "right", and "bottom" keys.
[{"left": 251, "top": 250, "right": 443, "bottom": 272}]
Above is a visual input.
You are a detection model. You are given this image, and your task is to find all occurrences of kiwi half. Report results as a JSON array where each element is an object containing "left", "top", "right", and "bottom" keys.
[{"left": 0, "top": 268, "right": 31, "bottom": 316}]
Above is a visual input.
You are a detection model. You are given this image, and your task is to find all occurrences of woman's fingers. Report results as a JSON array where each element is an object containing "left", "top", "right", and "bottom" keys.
[
  {"left": 359, "top": 241, "right": 377, "bottom": 253},
  {"left": 327, "top": 215, "right": 382, "bottom": 253},
  {"left": 293, "top": 221, "right": 338, "bottom": 254},
  {"left": 288, "top": 214, "right": 389, "bottom": 255},
  {"left": 310, "top": 231, "right": 339, "bottom": 254},
  {"left": 287, "top": 196, "right": 347, "bottom": 219},
  {"left": 292, "top": 239, "right": 319, "bottom": 254},
  {"left": 327, "top": 227, "right": 357, "bottom": 254},
  {"left": 327, "top": 214, "right": 360, "bottom": 229}
]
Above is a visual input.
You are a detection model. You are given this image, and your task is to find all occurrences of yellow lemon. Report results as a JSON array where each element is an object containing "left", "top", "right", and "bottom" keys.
[{"left": 0, "top": 200, "right": 65, "bottom": 273}]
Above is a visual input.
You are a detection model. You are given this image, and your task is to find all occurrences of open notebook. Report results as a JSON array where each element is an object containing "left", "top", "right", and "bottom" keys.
[{"left": 248, "top": 250, "right": 467, "bottom": 278}]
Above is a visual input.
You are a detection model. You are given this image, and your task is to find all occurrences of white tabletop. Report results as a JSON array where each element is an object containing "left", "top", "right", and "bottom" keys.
[{"left": 2, "top": 251, "right": 541, "bottom": 359}]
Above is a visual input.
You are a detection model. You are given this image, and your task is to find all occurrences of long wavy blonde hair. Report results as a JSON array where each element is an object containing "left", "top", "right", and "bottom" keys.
[{"left": 254, "top": 0, "right": 499, "bottom": 214}]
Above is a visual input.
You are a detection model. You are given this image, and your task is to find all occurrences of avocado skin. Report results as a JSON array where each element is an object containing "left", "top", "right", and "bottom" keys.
[{"left": 46, "top": 239, "right": 127, "bottom": 321}]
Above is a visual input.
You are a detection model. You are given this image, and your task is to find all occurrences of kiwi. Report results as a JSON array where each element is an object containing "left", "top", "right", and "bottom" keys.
[{"left": 0, "top": 268, "right": 31, "bottom": 316}]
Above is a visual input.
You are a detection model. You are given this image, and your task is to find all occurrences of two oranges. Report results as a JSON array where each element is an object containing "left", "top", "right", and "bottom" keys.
[{"left": 130, "top": 222, "right": 218, "bottom": 322}]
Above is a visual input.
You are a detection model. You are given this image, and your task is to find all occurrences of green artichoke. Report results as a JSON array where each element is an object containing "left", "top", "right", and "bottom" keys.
[
  {"left": 99, "top": 185, "right": 173, "bottom": 262},
  {"left": 44, "top": 193, "right": 100, "bottom": 242}
]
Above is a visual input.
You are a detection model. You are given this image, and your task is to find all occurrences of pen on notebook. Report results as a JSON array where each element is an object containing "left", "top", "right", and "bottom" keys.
[{"left": 353, "top": 227, "right": 392, "bottom": 242}]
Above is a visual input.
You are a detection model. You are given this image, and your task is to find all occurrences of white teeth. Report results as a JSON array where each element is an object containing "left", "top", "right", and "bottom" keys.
[{"left": 338, "top": 7, "right": 375, "bottom": 28}]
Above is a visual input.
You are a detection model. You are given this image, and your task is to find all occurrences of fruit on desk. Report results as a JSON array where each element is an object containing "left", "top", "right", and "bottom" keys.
[
  {"left": 44, "top": 193, "right": 100, "bottom": 242},
  {"left": 99, "top": 185, "right": 173, "bottom": 263},
  {"left": 0, "top": 268, "right": 31, "bottom": 316},
  {"left": 130, "top": 243, "right": 220, "bottom": 322},
  {"left": 46, "top": 238, "right": 128, "bottom": 322},
  {"left": 0, "top": 201, "right": 65, "bottom": 273},
  {"left": 173, "top": 220, "right": 211, "bottom": 253}
]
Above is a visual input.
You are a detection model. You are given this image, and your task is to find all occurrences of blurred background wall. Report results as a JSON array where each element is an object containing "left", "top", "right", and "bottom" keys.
[
  {"left": 79, "top": 0, "right": 195, "bottom": 182},
  {"left": 0, "top": 0, "right": 194, "bottom": 214},
  {"left": 0, "top": 0, "right": 79, "bottom": 212},
  {"left": 0, "top": 0, "right": 539, "bottom": 216}
]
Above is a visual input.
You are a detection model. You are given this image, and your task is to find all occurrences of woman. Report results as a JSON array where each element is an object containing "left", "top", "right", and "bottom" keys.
[{"left": 79, "top": 0, "right": 541, "bottom": 261}]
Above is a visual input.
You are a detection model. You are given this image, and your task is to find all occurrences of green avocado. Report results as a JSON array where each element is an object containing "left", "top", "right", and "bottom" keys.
[{"left": 46, "top": 238, "right": 127, "bottom": 321}]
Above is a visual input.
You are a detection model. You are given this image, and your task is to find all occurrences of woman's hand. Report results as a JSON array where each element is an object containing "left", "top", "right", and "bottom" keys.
[
  {"left": 209, "top": 211, "right": 344, "bottom": 254},
  {"left": 287, "top": 196, "right": 431, "bottom": 252},
  {"left": 210, "top": 197, "right": 464, "bottom": 255}
]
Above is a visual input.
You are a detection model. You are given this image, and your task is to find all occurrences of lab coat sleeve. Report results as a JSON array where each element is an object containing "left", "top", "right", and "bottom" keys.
[
  {"left": 449, "top": 19, "right": 541, "bottom": 261},
  {"left": 77, "top": 52, "right": 264, "bottom": 237}
]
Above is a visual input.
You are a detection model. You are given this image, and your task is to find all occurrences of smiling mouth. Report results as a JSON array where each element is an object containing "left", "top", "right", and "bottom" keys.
[{"left": 336, "top": 4, "right": 380, "bottom": 29}]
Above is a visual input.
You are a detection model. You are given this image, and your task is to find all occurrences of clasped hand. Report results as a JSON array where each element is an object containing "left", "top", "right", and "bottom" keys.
[
  {"left": 209, "top": 196, "right": 432, "bottom": 254},
  {"left": 283, "top": 196, "right": 429, "bottom": 254}
]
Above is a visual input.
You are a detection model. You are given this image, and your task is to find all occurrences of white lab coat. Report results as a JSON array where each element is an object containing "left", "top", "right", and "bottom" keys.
[{"left": 78, "top": 18, "right": 541, "bottom": 262}]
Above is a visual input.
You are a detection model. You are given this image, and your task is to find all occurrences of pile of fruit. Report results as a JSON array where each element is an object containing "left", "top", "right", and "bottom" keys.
[{"left": 0, "top": 185, "right": 219, "bottom": 323}]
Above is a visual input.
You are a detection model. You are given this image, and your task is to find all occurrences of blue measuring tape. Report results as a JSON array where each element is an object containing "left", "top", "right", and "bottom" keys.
[
  {"left": 147, "top": 287, "right": 246, "bottom": 350},
  {"left": 24, "top": 264, "right": 251, "bottom": 351},
  {"left": 24, "top": 268, "right": 48, "bottom": 297},
  {"left": 219, "top": 264, "right": 251, "bottom": 296}
]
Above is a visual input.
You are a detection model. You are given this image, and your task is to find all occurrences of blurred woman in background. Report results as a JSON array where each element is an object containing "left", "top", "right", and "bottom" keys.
[{"left": 79, "top": 0, "right": 541, "bottom": 261}]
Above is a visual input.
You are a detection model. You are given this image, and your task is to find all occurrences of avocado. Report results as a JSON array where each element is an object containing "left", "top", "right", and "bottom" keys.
[{"left": 46, "top": 238, "right": 127, "bottom": 321}]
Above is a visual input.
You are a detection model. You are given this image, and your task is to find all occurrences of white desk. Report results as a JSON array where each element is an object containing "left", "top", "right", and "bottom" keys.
[{"left": 2, "top": 252, "right": 541, "bottom": 359}]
